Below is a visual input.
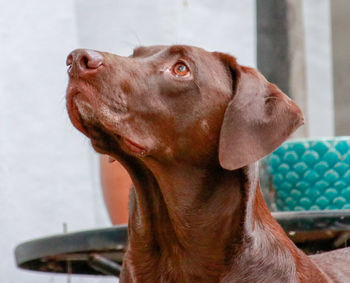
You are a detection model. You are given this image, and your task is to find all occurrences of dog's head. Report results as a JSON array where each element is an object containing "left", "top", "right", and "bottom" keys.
[{"left": 66, "top": 45, "right": 303, "bottom": 170}]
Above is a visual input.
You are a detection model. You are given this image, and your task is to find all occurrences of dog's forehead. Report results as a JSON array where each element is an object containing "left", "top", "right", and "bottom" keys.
[
  {"left": 130, "top": 45, "right": 226, "bottom": 78},
  {"left": 132, "top": 45, "right": 217, "bottom": 62},
  {"left": 131, "top": 45, "right": 167, "bottom": 58}
]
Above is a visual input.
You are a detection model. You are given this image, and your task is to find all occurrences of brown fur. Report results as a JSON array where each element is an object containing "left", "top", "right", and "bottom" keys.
[{"left": 66, "top": 46, "right": 350, "bottom": 282}]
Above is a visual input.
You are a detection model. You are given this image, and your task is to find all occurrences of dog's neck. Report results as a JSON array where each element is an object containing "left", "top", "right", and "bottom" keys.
[{"left": 122, "top": 159, "right": 325, "bottom": 282}]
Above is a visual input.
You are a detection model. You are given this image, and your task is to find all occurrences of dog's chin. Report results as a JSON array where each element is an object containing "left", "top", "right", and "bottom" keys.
[
  {"left": 67, "top": 100, "right": 145, "bottom": 158},
  {"left": 67, "top": 89, "right": 150, "bottom": 159},
  {"left": 67, "top": 99, "right": 114, "bottom": 151},
  {"left": 66, "top": 93, "right": 94, "bottom": 137}
]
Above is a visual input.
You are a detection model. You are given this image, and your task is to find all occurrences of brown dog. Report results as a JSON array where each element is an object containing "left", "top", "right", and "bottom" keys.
[{"left": 66, "top": 45, "right": 350, "bottom": 282}]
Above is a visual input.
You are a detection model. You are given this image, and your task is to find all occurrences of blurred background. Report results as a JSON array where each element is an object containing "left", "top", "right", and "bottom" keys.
[{"left": 1, "top": 0, "right": 348, "bottom": 282}]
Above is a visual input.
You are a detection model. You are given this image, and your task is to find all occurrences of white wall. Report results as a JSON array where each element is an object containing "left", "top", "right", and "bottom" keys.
[
  {"left": 74, "top": 0, "right": 256, "bottom": 65},
  {"left": 303, "top": 0, "right": 334, "bottom": 137},
  {"left": 74, "top": 0, "right": 334, "bottom": 138},
  {"left": 0, "top": 0, "right": 334, "bottom": 282},
  {"left": 0, "top": 0, "right": 113, "bottom": 282}
]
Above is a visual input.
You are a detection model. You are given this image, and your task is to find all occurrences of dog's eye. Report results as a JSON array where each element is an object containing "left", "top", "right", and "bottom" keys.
[{"left": 172, "top": 62, "right": 189, "bottom": 77}]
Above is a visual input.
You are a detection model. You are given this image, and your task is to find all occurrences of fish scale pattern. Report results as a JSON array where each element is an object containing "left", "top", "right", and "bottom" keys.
[{"left": 265, "top": 138, "right": 350, "bottom": 211}]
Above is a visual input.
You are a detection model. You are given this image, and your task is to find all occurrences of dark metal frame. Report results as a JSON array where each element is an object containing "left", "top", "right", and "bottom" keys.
[{"left": 15, "top": 211, "right": 350, "bottom": 277}]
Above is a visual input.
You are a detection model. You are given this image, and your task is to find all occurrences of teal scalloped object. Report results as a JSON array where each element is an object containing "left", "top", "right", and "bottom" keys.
[{"left": 264, "top": 137, "right": 350, "bottom": 211}]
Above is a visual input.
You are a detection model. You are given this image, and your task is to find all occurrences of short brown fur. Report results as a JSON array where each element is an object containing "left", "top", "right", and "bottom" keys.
[{"left": 66, "top": 45, "right": 350, "bottom": 282}]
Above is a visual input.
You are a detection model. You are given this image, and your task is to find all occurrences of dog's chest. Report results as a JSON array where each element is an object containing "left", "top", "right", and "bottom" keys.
[{"left": 124, "top": 248, "right": 227, "bottom": 283}]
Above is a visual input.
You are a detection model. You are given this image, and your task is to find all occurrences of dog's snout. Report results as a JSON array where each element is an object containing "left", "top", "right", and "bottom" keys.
[{"left": 66, "top": 49, "right": 104, "bottom": 77}]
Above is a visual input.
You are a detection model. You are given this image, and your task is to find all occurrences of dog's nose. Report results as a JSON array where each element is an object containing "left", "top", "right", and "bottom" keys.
[{"left": 66, "top": 49, "right": 104, "bottom": 77}]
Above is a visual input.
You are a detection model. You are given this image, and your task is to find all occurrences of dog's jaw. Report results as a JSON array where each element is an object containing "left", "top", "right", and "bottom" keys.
[{"left": 66, "top": 79, "right": 152, "bottom": 159}]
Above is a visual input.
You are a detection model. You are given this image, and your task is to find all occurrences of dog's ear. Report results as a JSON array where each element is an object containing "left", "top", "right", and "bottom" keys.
[{"left": 216, "top": 53, "right": 304, "bottom": 170}]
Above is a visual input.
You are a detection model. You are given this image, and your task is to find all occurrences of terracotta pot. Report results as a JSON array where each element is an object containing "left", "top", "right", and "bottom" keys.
[{"left": 100, "top": 155, "right": 132, "bottom": 225}]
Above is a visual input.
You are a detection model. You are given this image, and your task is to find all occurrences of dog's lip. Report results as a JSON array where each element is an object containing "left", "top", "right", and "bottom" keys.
[
  {"left": 122, "top": 137, "right": 147, "bottom": 155},
  {"left": 66, "top": 88, "right": 90, "bottom": 137}
]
